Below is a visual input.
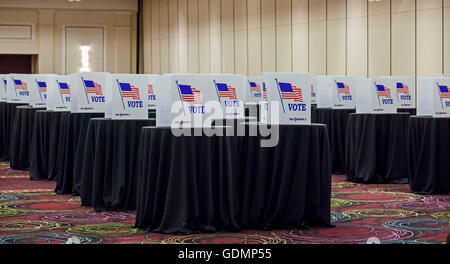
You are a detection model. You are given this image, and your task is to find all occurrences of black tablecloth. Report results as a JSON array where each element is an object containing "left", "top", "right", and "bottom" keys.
[
  {"left": 148, "top": 109, "right": 156, "bottom": 119},
  {"left": 408, "top": 116, "right": 450, "bottom": 194},
  {"left": 80, "top": 118, "right": 156, "bottom": 211},
  {"left": 0, "top": 102, "right": 27, "bottom": 161},
  {"left": 55, "top": 112, "right": 104, "bottom": 195},
  {"left": 345, "top": 113, "right": 410, "bottom": 184},
  {"left": 29, "top": 110, "right": 68, "bottom": 181},
  {"left": 311, "top": 107, "right": 355, "bottom": 174},
  {"left": 135, "top": 126, "right": 241, "bottom": 234},
  {"left": 135, "top": 124, "right": 332, "bottom": 233},
  {"left": 244, "top": 103, "right": 260, "bottom": 121},
  {"left": 398, "top": 108, "right": 416, "bottom": 115},
  {"left": 9, "top": 106, "right": 45, "bottom": 170}
]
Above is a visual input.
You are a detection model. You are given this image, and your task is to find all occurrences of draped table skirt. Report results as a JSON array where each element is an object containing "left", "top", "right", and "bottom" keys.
[
  {"left": 55, "top": 112, "right": 105, "bottom": 195},
  {"left": 29, "top": 110, "right": 68, "bottom": 181},
  {"left": 135, "top": 124, "right": 332, "bottom": 233},
  {"left": 345, "top": 113, "right": 410, "bottom": 184},
  {"left": 9, "top": 105, "right": 45, "bottom": 170},
  {"left": 408, "top": 116, "right": 450, "bottom": 194},
  {"left": 80, "top": 118, "right": 156, "bottom": 211},
  {"left": 0, "top": 102, "right": 27, "bottom": 161},
  {"left": 311, "top": 107, "right": 356, "bottom": 174}
]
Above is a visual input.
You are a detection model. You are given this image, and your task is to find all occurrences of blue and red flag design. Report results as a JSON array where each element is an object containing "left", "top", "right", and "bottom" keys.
[
  {"left": 119, "top": 82, "right": 140, "bottom": 100},
  {"left": 336, "top": 82, "right": 350, "bottom": 95},
  {"left": 250, "top": 82, "right": 261, "bottom": 93},
  {"left": 376, "top": 84, "right": 391, "bottom": 98},
  {"left": 148, "top": 84, "right": 154, "bottom": 95},
  {"left": 14, "top": 79, "right": 28, "bottom": 91},
  {"left": 179, "top": 84, "right": 202, "bottom": 105},
  {"left": 279, "top": 82, "right": 303, "bottom": 102},
  {"left": 59, "top": 82, "right": 71, "bottom": 95},
  {"left": 37, "top": 81, "right": 47, "bottom": 93},
  {"left": 84, "top": 79, "right": 103, "bottom": 95},
  {"left": 215, "top": 82, "right": 237, "bottom": 100},
  {"left": 396, "top": 82, "right": 409, "bottom": 95},
  {"left": 439, "top": 85, "right": 450, "bottom": 99}
]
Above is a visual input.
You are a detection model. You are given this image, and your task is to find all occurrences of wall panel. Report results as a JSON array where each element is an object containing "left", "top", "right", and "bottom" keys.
[
  {"left": 391, "top": 0, "right": 415, "bottom": 76},
  {"left": 368, "top": 0, "right": 390, "bottom": 77},
  {"left": 292, "top": 0, "right": 309, "bottom": 72},
  {"left": 247, "top": 0, "right": 262, "bottom": 75},
  {"left": 261, "top": 0, "right": 276, "bottom": 72},
  {"left": 309, "top": 0, "right": 326, "bottom": 75},
  {"left": 346, "top": 0, "right": 367, "bottom": 77}
]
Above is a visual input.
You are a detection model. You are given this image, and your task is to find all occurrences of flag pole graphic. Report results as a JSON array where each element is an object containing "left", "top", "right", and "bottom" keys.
[
  {"left": 80, "top": 76, "right": 90, "bottom": 104},
  {"left": 35, "top": 79, "right": 43, "bottom": 101},
  {"left": 116, "top": 79, "right": 126, "bottom": 110},
  {"left": 437, "top": 82, "right": 444, "bottom": 109},
  {"left": 56, "top": 80, "right": 64, "bottom": 104},
  {"left": 335, "top": 80, "right": 341, "bottom": 102},
  {"left": 275, "top": 78, "right": 286, "bottom": 114},
  {"left": 213, "top": 80, "right": 221, "bottom": 103},
  {"left": 11, "top": 77, "right": 18, "bottom": 97},
  {"left": 374, "top": 82, "right": 381, "bottom": 106},
  {"left": 175, "top": 80, "right": 187, "bottom": 116}
]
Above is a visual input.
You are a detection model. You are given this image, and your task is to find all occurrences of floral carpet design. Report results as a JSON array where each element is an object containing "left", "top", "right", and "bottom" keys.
[{"left": 0, "top": 162, "right": 448, "bottom": 244}]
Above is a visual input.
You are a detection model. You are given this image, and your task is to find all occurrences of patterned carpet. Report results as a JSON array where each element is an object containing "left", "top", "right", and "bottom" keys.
[{"left": 0, "top": 162, "right": 448, "bottom": 244}]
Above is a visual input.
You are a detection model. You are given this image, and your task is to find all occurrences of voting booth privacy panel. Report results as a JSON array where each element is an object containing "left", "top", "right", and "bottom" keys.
[
  {"left": 147, "top": 74, "right": 159, "bottom": 110},
  {"left": 246, "top": 76, "right": 263, "bottom": 103},
  {"left": 70, "top": 72, "right": 111, "bottom": 116},
  {"left": 383, "top": 76, "right": 415, "bottom": 109},
  {"left": 316, "top": 76, "right": 355, "bottom": 109},
  {"left": 6, "top": 74, "right": 32, "bottom": 104},
  {"left": 355, "top": 77, "right": 397, "bottom": 114},
  {"left": 110, "top": 74, "right": 148, "bottom": 120},
  {"left": 263, "top": 72, "right": 311, "bottom": 125},
  {"left": 417, "top": 77, "right": 450, "bottom": 117},
  {"left": 46, "top": 75, "right": 70, "bottom": 112}
]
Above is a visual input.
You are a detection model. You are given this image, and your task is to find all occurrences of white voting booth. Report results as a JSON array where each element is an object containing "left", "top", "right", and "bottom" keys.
[
  {"left": 246, "top": 76, "right": 263, "bottom": 103},
  {"left": 7, "top": 74, "right": 32, "bottom": 104},
  {"left": 418, "top": 77, "right": 450, "bottom": 117},
  {"left": 381, "top": 76, "right": 415, "bottom": 109},
  {"left": 147, "top": 74, "right": 159, "bottom": 110},
  {"left": 316, "top": 76, "right": 355, "bottom": 109},
  {"left": 28, "top": 74, "right": 50, "bottom": 108},
  {"left": 263, "top": 72, "right": 311, "bottom": 125},
  {"left": 210, "top": 74, "right": 245, "bottom": 118},
  {"left": 355, "top": 77, "right": 397, "bottom": 114},
  {"left": 47, "top": 75, "right": 71, "bottom": 111},
  {"left": 70, "top": 72, "right": 111, "bottom": 116},
  {"left": 110, "top": 74, "right": 148, "bottom": 120},
  {"left": 0, "top": 75, "right": 8, "bottom": 102}
]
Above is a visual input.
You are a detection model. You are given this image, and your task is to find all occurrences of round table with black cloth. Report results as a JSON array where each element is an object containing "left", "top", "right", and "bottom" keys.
[
  {"left": 29, "top": 110, "right": 68, "bottom": 181},
  {"left": 408, "top": 116, "right": 450, "bottom": 194},
  {"left": 9, "top": 105, "right": 45, "bottom": 170},
  {"left": 238, "top": 124, "right": 332, "bottom": 230},
  {"left": 135, "top": 126, "right": 241, "bottom": 234},
  {"left": 311, "top": 107, "right": 356, "bottom": 174},
  {"left": 345, "top": 113, "right": 410, "bottom": 184},
  {"left": 0, "top": 102, "right": 27, "bottom": 161},
  {"left": 80, "top": 118, "right": 156, "bottom": 211},
  {"left": 55, "top": 112, "right": 105, "bottom": 195}
]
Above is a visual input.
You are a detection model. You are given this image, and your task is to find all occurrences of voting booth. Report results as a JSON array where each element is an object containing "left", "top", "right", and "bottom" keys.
[
  {"left": 417, "top": 77, "right": 450, "bottom": 117},
  {"left": 147, "top": 74, "right": 159, "bottom": 110},
  {"left": 7, "top": 74, "right": 31, "bottom": 103},
  {"left": 417, "top": 77, "right": 433, "bottom": 116},
  {"left": 27, "top": 74, "right": 50, "bottom": 108},
  {"left": 70, "top": 72, "right": 111, "bottom": 115},
  {"left": 246, "top": 76, "right": 263, "bottom": 103},
  {"left": 355, "top": 77, "right": 397, "bottom": 114},
  {"left": 46, "top": 75, "right": 70, "bottom": 112},
  {"left": 210, "top": 74, "right": 245, "bottom": 118},
  {"left": 386, "top": 76, "right": 415, "bottom": 109},
  {"left": 110, "top": 74, "right": 148, "bottom": 120},
  {"left": 262, "top": 72, "right": 311, "bottom": 125},
  {"left": 315, "top": 76, "right": 355, "bottom": 109},
  {"left": 0, "top": 75, "right": 7, "bottom": 102}
]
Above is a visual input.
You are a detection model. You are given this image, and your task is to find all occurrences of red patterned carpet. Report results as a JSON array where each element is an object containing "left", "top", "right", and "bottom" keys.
[{"left": 0, "top": 161, "right": 448, "bottom": 244}]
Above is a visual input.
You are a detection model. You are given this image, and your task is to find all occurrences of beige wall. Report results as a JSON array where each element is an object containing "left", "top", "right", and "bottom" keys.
[
  {"left": 0, "top": 0, "right": 137, "bottom": 74},
  {"left": 142, "top": 0, "right": 449, "bottom": 78}
]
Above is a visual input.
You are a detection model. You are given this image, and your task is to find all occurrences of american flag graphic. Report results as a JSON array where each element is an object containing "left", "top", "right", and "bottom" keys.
[
  {"left": 250, "top": 82, "right": 261, "bottom": 93},
  {"left": 59, "top": 82, "right": 71, "bottom": 95},
  {"left": 14, "top": 80, "right": 28, "bottom": 91},
  {"left": 37, "top": 81, "right": 47, "bottom": 93},
  {"left": 279, "top": 82, "right": 303, "bottom": 102},
  {"left": 119, "top": 82, "right": 140, "bottom": 100},
  {"left": 439, "top": 85, "right": 450, "bottom": 99},
  {"left": 84, "top": 80, "right": 103, "bottom": 95},
  {"left": 215, "top": 82, "right": 237, "bottom": 100},
  {"left": 396, "top": 82, "right": 409, "bottom": 95},
  {"left": 336, "top": 82, "right": 350, "bottom": 95},
  {"left": 148, "top": 84, "right": 154, "bottom": 95},
  {"left": 178, "top": 84, "right": 202, "bottom": 105},
  {"left": 376, "top": 84, "right": 391, "bottom": 98},
  {"left": 263, "top": 83, "right": 268, "bottom": 101}
]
